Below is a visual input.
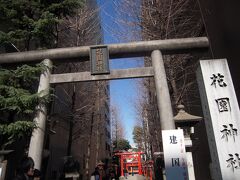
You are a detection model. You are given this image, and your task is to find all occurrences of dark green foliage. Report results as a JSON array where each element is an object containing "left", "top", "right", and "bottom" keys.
[
  {"left": 113, "top": 138, "right": 132, "bottom": 151},
  {"left": 0, "top": 0, "right": 84, "bottom": 50},
  {"left": 0, "top": 63, "right": 48, "bottom": 149},
  {"left": 0, "top": 0, "right": 83, "bottom": 150},
  {"left": 0, "top": 63, "right": 46, "bottom": 91},
  {"left": 0, "top": 86, "right": 38, "bottom": 113},
  {"left": 0, "top": 121, "right": 37, "bottom": 149}
]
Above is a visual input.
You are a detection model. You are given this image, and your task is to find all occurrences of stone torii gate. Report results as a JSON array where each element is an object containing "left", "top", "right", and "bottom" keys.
[{"left": 0, "top": 37, "right": 209, "bottom": 171}]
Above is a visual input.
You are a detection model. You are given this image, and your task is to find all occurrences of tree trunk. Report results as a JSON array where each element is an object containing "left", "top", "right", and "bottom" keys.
[
  {"left": 85, "top": 111, "right": 94, "bottom": 179},
  {"left": 67, "top": 86, "right": 76, "bottom": 156}
]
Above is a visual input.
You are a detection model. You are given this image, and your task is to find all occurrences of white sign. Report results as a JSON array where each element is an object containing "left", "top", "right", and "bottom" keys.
[
  {"left": 197, "top": 59, "right": 240, "bottom": 180},
  {"left": 162, "top": 129, "right": 188, "bottom": 180}
]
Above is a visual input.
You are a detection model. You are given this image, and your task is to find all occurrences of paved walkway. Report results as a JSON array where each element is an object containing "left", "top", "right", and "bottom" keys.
[{"left": 119, "top": 175, "right": 146, "bottom": 180}]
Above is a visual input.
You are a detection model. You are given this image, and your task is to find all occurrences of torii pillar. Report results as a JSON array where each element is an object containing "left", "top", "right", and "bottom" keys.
[
  {"left": 152, "top": 50, "right": 175, "bottom": 130},
  {"left": 28, "top": 59, "right": 52, "bottom": 170}
]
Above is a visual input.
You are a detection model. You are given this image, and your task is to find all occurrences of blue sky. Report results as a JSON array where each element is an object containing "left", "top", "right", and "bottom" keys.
[
  {"left": 97, "top": 0, "right": 143, "bottom": 145},
  {"left": 110, "top": 60, "right": 143, "bottom": 145}
]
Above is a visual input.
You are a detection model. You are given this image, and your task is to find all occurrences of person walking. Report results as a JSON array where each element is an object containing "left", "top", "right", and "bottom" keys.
[
  {"left": 32, "top": 169, "right": 41, "bottom": 180},
  {"left": 110, "top": 170, "right": 116, "bottom": 180},
  {"left": 123, "top": 169, "right": 128, "bottom": 179},
  {"left": 91, "top": 167, "right": 100, "bottom": 180},
  {"left": 13, "top": 157, "right": 35, "bottom": 180}
]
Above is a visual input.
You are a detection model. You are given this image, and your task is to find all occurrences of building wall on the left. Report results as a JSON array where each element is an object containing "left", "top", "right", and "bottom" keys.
[{"left": 44, "top": 1, "right": 111, "bottom": 179}]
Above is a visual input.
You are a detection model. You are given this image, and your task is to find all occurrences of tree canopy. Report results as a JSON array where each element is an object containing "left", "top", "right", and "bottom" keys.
[
  {"left": 0, "top": 63, "right": 48, "bottom": 149},
  {"left": 113, "top": 138, "right": 131, "bottom": 151},
  {"left": 132, "top": 125, "right": 144, "bottom": 150},
  {"left": 0, "top": 0, "right": 84, "bottom": 150},
  {"left": 0, "top": 0, "right": 84, "bottom": 50}
]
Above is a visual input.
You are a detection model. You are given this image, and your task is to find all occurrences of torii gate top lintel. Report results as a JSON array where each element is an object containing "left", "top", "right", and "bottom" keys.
[
  {"left": 12, "top": 37, "right": 209, "bottom": 170},
  {"left": 0, "top": 37, "right": 208, "bottom": 64}
]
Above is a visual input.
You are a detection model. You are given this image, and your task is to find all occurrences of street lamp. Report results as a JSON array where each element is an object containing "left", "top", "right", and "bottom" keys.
[
  {"left": 174, "top": 104, "right": 202, "bottom": 180},
  {"left": 174, "top": 104, "right": 202, "bottom": 137}
]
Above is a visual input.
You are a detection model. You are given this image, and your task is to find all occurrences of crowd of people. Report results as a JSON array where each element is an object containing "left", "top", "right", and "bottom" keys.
[
  {"left": 90, "top": 166, "right": 117, "bottom": 180},
  {"left": 13, "top": 156, "right": 119, "bottom": 180}
]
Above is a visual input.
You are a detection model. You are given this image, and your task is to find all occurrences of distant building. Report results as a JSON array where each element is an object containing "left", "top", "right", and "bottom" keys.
[{"left": 44, "top": 1, "right": 111, "bottom": 180}]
